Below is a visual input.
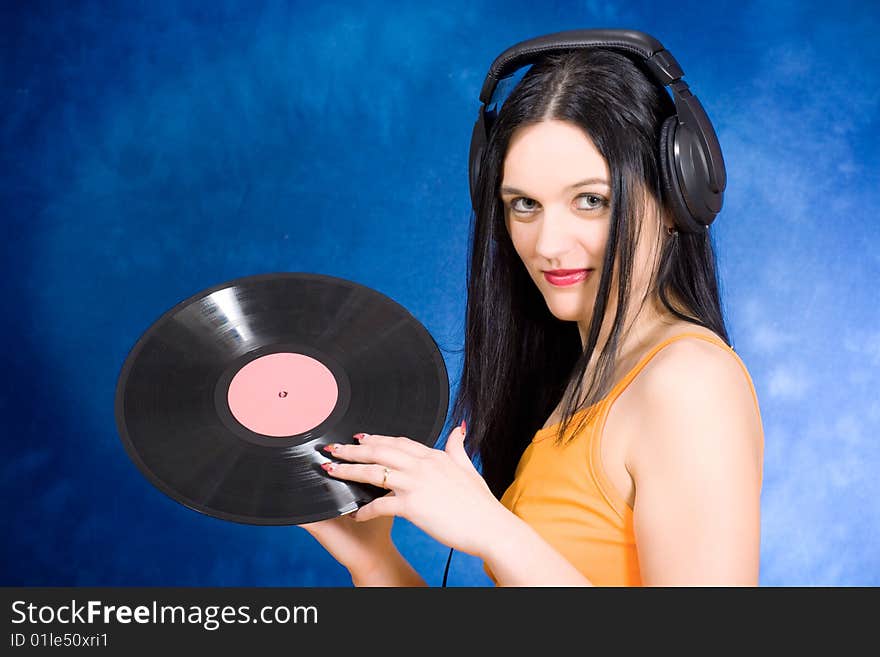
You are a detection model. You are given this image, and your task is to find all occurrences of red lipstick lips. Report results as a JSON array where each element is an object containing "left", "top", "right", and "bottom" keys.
[{"left": 542, "top": 268, "right": 594, "bottom": 287}]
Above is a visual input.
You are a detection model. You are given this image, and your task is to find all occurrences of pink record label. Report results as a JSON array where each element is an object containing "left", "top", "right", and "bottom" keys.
[{"left": 227, "top": 352, "right": 338, "bottom": 437}]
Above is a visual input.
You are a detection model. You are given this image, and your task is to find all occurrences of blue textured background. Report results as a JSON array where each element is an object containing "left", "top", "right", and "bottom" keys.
[{"left": 2, "top": 1, "right": 878, "bottom": 586}]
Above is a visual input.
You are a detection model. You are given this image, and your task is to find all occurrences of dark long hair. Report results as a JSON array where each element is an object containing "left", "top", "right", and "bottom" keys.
[{"left": 449, "top": 48, "right": 731, "bottom": 499}]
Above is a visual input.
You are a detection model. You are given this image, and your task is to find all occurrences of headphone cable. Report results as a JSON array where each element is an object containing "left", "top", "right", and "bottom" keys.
[{"left": 441, "top": 547, "right": 454, "bottom": 587}]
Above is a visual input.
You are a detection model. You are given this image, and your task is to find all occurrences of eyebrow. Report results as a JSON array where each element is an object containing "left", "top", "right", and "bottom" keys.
[{"left": 500, "top": 177, "right": 610, "bottom": 196}]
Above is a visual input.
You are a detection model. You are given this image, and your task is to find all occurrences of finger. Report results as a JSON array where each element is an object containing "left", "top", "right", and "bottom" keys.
[
  {"left": 353, "top": 433, "right": 431, "bottom": 457},
  {"left": 354, "top": 495, "right": 401, "bottom": 522},
  {"left": 444, "top": 423, "right": 475, "bottom": 471},
  {"left": 323, "top": 442, "right": 415, "bottom": 470},
  {"left": 322, "top": 461, "right": 412, "bottom": 491}
]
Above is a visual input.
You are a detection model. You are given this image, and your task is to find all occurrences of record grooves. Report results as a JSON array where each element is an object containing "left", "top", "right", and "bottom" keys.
[{"left": 114, "top": 272, "right": 449, "bottom": 525}]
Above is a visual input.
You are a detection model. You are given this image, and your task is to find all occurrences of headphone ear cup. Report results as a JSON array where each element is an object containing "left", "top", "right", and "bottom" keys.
[
  {"left": 658, "top": 116, "right": 676, "bottom": 209},
  {"left": 468, "top": 112, "right": 488, "bottom": 212},
  {"left": 658, "top": 115, "right": 703, "bottom": 233}
]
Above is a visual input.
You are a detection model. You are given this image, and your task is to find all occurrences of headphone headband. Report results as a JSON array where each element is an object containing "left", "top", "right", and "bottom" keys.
[
  {"left": 479, "top": 29, "right": 681, "bottom": 103},
  {"left": 468, "top": 28, "right": 726, "bottom": 232}
]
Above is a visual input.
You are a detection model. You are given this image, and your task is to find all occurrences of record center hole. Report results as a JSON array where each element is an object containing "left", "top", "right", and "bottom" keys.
[{"left": 227, "top": 353, "right": 338, "bottom": 437}]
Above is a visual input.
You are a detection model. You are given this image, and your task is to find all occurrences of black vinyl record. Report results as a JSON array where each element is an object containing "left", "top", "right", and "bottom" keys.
[{"left": 114, "top": 272, "right": 449, "bottom": 525}]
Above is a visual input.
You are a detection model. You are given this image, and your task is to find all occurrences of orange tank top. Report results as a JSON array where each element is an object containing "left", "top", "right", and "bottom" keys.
[{"left": 482, "top": 331, "right": 763, "bottom": 586}]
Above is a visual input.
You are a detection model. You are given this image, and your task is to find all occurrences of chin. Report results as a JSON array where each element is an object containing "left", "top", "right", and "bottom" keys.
[{"left": 543, "top": 299, "right": 586, "bottom": 322}]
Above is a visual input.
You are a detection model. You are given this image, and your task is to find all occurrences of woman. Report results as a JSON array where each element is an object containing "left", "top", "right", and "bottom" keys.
[{"left": 301, "top": 45, "right": 764, "bottom": 586}]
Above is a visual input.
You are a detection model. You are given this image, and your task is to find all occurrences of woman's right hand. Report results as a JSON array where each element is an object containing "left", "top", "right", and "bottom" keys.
[{"left": 299, "top": 494, "right": 396, "bottom": 578}]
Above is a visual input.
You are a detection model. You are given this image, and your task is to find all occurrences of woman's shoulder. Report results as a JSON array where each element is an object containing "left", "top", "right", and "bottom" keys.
[
  {"left": 607, "top": 322, "right": 747, "bottom": 417},
  {"left": 625, "top": 322, "right": 764, "bottom": 481},
  {"left": 650, "top": 322, "right": 730, "bottom": 353},
  {"left": 635, "top": 323, "right": 757, "bottom": 406}
]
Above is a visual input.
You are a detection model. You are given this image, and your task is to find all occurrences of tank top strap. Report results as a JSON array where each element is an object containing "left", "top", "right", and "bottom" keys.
[{"left": 605, "top": 332, "right": 733, "bottom": 403}]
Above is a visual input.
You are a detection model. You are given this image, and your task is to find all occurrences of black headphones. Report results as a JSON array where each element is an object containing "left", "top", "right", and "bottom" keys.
[{"left": 467, "top": 28, "right": 727, "bottom": 233}]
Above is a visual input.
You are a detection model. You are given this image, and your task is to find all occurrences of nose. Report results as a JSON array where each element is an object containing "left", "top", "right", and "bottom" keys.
[{"left": 534, "top": 206, "right": 575, "bottom": 263}]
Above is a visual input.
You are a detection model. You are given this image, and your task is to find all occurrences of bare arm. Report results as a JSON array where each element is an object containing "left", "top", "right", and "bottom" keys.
[
  {"left": 345, "top": 514, "right": 593, "bottom": 586},
  {"left": 347, "top": 505, "right": 595, "bottom": 587},
  {"left": 479, "top": 507, "right": 595, "bottom": 586},
  {"left": 350, "top": 543, "right": 428, "bottom": 587},
  {"left": 629, "top": 339, "right": 764, "bottom": 586}
]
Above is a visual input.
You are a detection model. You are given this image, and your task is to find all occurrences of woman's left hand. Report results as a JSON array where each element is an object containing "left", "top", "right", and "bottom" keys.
[{"left": 320, "top": 422, "right": 504, "bottom": 559}]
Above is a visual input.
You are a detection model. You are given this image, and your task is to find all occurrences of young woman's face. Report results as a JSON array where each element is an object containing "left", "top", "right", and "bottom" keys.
[{"left": 500, "top": 119, "right": 665, "bottom": 340}]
